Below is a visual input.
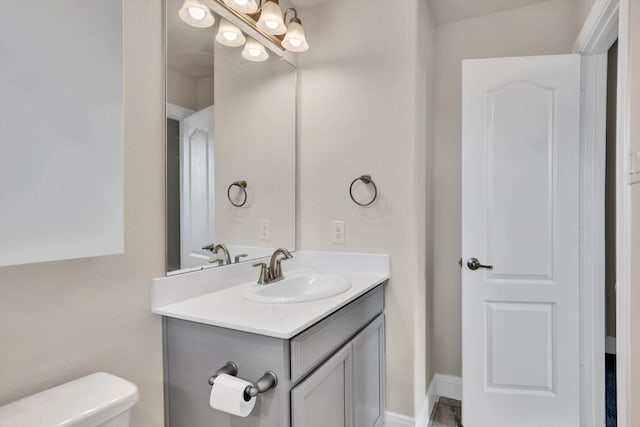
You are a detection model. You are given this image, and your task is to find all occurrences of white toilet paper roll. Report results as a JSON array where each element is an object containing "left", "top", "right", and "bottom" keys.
[{"left": 209, "top": 374, "right": 257, "bottom": 417}]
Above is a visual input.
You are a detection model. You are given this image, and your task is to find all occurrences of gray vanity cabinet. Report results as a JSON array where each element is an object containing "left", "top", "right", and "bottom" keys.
[
  {"left": 291, "top": 314, "right": 385, "bottom": 427},
  {"left": 163, "top": 285, "right": 385, "bottom": 427},
  {"left": 291, "top": 344, "right": 353, "bottom": 427},
  {"left": 352, "top": 315, "right": 385, "bottom": 427}
]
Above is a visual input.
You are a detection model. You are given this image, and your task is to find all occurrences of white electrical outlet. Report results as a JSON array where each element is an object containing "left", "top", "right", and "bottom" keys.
[
  {"left": 332, "top": 220, "right": 345, "bottom": 244},
  {"left": 259, "top": 219, "right": 270, "bottom": 240}
]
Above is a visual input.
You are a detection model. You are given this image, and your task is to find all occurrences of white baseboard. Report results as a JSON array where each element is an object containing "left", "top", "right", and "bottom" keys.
[
  {"left": 434, "top": 374, "right": 463, "bottom": 401},
  {"left": 606, "top": 335, "right": 616, "bottom": 354},
  {"left": 414, "top": 377, "right": 438, "bottom": 427},
  {"left": 384, "top": 412, "right": 415, "bottom": 427},
  {"left": 385, "top": 374, "right": 463, "bottom": 427}
]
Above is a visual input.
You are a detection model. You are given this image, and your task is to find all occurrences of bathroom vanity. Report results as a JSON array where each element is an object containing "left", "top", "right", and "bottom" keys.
[
  {"left": 157, "top": 2, "right": 388, "bottom": 425},
  {"left": 153, "top": 252, "right": 389, "bottom": 427}
]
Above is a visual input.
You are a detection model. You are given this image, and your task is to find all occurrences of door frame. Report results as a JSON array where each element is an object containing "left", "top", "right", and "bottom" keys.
[
  {"left": 573, "top": 0, "right": 631, "bottom": 425},
  {"left": 166, "top": 103, "right": 194, "bottom": 121}
]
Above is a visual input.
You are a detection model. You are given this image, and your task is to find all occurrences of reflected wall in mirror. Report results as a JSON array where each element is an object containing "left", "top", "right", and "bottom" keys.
[{"left": 166, "top": 0, "right": 296, "bottom": 274}]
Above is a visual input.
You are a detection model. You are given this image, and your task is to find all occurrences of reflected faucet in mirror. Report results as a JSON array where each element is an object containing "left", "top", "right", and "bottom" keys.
[
  {"left": 203, "top": 243, "right": 232, "bottom": 265},
  {"left": 252, "top": 248, "right": 293, "bottom": 285}
]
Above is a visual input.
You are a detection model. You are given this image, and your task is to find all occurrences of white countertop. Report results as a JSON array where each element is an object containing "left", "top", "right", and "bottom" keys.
[{"left": 152, "top": 251, "right": 390, "bottom": 339}]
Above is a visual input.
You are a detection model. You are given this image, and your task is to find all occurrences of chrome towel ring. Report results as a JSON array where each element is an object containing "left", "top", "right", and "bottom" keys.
[
  {"left": 349, "top": 175, "right": 377, "bottom": 207},
  {"left": 227, "top": 180, "right": 248, "bottom": 207}
]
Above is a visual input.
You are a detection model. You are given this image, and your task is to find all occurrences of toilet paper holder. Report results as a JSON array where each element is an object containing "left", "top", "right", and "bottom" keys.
[{"left": 208, "top": 361, "right": 278, "bottom": 399}]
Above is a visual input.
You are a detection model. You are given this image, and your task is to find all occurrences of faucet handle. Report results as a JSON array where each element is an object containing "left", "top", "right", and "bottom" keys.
[
  {"left": 234, "top": 254, "right": 249, "bottom": 263},
  {"left": 252, "top": 263, "right": 268, "bottom": 285},
  {"left": 209, "top": 258, "right": 224, "bottom": 266},
  {"left": 274, "top": 257, "right": 291, "bottom": 279}
]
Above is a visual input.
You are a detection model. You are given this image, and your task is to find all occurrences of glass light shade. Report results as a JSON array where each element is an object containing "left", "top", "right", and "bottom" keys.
[
  {"left": 178, "top": 0, "right": 215, "bottom": 28},
  {"left": 242, "top": 37, "right": 269, "bottom": 61},
  {"left": 216, "top": 19, "right": 246, "bottom": 47},
  {"left": 282, "top": 19, "right": 309, "bottom": 52},
  {"left": 256, "top": 0, "right": 286, "bottom": 35},
  {"left": 223, "top": 0, "right": 259, "bottom": 14}
]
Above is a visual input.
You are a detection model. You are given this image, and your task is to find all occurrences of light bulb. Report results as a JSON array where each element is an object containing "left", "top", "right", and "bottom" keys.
[
  {"left": 282, "top": 18, "right": 309, "bottom": 52},
  {"left": 257, "top": 0, "right": 286, "bottom": 35},
  {"left": 179, "top": 0, "right": 215, "bottom": 28},
  {"left": 242, "top": 37, "right": 269, "bottom": 61},
  {"left": 223, "top": 0, "right": 258, "bottom": 14},
  {"left": 223, "top": 32, "right": 238, "bottom": 41},
  {"left": 215, "top": 19, "right": 246, "bottom": 47},
  {"left": 188, "top": 6, "right": 206, "bottom": 20}
]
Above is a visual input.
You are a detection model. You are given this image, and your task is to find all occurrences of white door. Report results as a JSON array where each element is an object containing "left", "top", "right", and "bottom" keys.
[
  {"left": 180, "top": 106, "right": 215, "bottom": 269},
  {"left": 462, "top": 54, "right": 581, "bottom": 426}
]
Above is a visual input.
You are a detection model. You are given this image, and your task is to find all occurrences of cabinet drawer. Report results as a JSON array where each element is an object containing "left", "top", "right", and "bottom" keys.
[{"left": 290, "top": 285, "right": 384, "bottom": 383}]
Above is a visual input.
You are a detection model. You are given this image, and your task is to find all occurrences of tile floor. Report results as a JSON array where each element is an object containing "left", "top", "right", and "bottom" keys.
[{"left": 428, "top": 397, "right": 462, "bottom": 427}]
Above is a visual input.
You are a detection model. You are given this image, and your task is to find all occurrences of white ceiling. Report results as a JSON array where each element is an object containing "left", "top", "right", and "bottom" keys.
[
  {"left": 427, "top": 0, "right": 551, "bottom": 25},
  {"left": 290, "top": 0, "right": 552, "bottom": 25}
]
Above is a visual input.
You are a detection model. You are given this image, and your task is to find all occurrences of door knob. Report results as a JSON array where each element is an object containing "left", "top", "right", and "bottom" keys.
[{"left": 467, "top": 258, "right": 493, "bottom": 270}]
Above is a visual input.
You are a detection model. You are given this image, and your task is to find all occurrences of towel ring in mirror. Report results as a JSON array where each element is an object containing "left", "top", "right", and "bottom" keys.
[
  {"left": 227, "top": 181, "right": 248, "bottom": 207},
  {"left": 349, "top": 175, "right": 377, "bottom": 207}
]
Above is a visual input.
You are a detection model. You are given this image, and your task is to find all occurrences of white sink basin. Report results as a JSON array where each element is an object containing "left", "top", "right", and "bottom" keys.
[{"left": 243, "top": 274, "right": 352, "bottom": 304}]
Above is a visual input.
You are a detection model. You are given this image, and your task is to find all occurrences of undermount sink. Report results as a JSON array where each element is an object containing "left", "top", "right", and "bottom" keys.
[{"left": 243, "top": 274, "right": 352, "bottom": 304}]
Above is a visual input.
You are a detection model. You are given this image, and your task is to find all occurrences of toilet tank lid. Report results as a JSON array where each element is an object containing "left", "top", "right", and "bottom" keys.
[{"left": 0, "top": 372, "right": 139, "bottom": 427}]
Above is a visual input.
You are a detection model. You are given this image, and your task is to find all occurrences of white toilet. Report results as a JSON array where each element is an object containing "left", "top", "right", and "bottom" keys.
[{"left": 0, "top": 372, "right": 139, "bottom": 427}]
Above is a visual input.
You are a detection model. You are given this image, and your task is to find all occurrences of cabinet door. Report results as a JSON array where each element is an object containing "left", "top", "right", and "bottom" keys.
[
  {"left": 291, "top": 344, "right": 353, "bottom": 427},
  {"left": 352, "top": 315, "right": 385, "bottom": 427}
]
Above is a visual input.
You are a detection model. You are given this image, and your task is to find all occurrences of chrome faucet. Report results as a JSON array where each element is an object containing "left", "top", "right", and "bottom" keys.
[
  {"left": 252, "top": 248, "right": 293, "bottom": 285},
  {"left": 203, "top": 243, "right": 232, "bottom": 265}
]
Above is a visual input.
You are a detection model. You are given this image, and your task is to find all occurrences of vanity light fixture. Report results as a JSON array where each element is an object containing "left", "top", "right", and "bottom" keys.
[
  {"left": 179, "top": 0, "right": 215, "bottom": 28},
  {"left": 242, "top": 37, "right": 269, "bottom": 61},
  {"left": 216, "top": 19, "right": 247, "bottom": 46},
  {"left": 256, "top": 0, "right": 286, "bottom": 35},
  {"left": 223, "top": 0, "right": 259, "bottom": 14},
  {"left": 281, "top": 8, "right": 308, "bottom": 52},
  {"left": 214, "top": 0, "right": 310, "bottom": 54}
]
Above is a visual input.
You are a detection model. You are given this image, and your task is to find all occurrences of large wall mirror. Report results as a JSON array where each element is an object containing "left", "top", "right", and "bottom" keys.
[{"left": 166, "top": 0, "right": 296, "bottom": 274}]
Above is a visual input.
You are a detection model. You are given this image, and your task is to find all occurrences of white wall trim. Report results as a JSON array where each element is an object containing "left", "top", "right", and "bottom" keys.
[
  {"left": 574, "top": 0, "right": 620, "bottom": 54},
  {"left": 415, "top": 375, "right": 439, "bottom": 427},
  {"left": 615, "top": 1, "right": 632, "bottom": 425},
  {"left": 577, "top": 0, "right": 632, "bottom": 425},
  {"left": 579, "top": 53, "right": 608, "bottom": 427},
  {"left": 385, "top": 374, "right": 462, "bottom": 427},
  {"left": 574, "top": 1, "right": 620, "bottom": 425},
  {"left": 384, "top": 412, "right": 415, "bottom": 427},
  {"left": 166, "top": 102, "right": 194, "bottom": 121},
  {"left": 606, "top": 335, "right": 617, "bottom": 354},
  {"left": 434, "top": 374, "right": 462, "bottom": 401}
]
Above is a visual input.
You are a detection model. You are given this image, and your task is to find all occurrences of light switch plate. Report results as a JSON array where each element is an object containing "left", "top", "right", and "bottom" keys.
[
  {"left": 332, "top": 221, "right": 345, "bottom": 244},
  {"left": 259, "top": 219, "right": 270, "bottom": 240}
]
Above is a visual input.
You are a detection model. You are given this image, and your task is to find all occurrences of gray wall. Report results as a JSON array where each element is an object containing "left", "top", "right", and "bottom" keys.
[
  {"left": 577, "top": 0, "right": 597, "bottom": 28},
  {"left": 296, "top": 0, "right": 435, "bottom": 417}
]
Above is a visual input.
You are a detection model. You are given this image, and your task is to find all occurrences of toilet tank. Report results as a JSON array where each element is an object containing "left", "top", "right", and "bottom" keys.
[{"left": 0, "top": 372, "right": 139, "bottom": 427}]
